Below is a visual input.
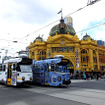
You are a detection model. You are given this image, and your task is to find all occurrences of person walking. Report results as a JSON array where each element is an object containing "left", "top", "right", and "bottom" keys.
[
  {"left": 96, "top": 73, "right": 99, "bottom": 80},
  {"left": 83, "top": 74, "right": 86, "bottom": 80}
]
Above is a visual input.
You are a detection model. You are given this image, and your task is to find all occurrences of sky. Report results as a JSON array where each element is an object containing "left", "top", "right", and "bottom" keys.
[{"left": 0, "top": 0, "right": 105, "bottom": 57}]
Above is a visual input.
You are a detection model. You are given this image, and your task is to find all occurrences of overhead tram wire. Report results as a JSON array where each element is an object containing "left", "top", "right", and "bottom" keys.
[
  {"left": 0, "top": 38, "right": 29, "bottom": 53},
  {"left": 76, "top": 22, "right": 105, "bottom": 33},
  {"left": 0, "top": 38, "right": 29, "bottom": 44},
  {"left": 18, "top": 0, "right": 101, "bottom": 42},
  {"left": 17, "top": 19, "right": 59, "bottom": 41}
]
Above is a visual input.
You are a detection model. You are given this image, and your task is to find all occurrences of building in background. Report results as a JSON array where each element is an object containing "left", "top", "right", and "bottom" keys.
[
  {"left": 97, "top": 40, "right": 105, "bottom": 46},
  {"left": 28, "top": 17, "right": 105, "bottom": 75},
  {"left": 64, "top": 16, "right": 73, "bottom": 27}
]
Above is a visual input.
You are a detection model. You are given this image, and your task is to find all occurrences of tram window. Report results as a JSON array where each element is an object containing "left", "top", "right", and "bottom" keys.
[
  {"left": 41, "top": 66, "right": 44, "bottom": 70},
  {"left": 0, "top": 65, "right": 2, "bottom": 71},
  {"left": 16, "top": 64, "right": 21, "bottom": 72},
  {"left": 46, "top": 63, "right": 49, "bottom": 71},
  {"left": 12, "top": 64, "right": 16, "bottom": 71},
  {"left": 38, "top": 64, "right": 40, "bottom": 68},
  {"left": 2, "top": 65, "right": 6, "bottom": 71},
  {"left": 51, "top": 64, "right": 54, "bottom": 71},
  {"left": 48, "top": 65, "right": 51, "bottom": 71}
]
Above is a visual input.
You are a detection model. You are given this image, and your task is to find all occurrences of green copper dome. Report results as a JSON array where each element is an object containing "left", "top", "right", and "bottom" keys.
[
  {"left": 82, "top": 33, "right": 94, "bottom": 41},
  {"left": 49, "top": 18, "right": 76, "bottom": 36},
  {"left": 33, "top": 36, "right": 44, "bottom": 43}
]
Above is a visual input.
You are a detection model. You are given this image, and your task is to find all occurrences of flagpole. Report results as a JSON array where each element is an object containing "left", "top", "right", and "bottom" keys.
[{"left": 61, "top": 8, "right": 63, "bottom": 19}]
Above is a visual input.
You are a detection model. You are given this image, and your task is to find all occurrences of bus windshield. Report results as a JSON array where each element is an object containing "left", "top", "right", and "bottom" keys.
[{"left": 20, "top": 65, "right": 32, "bottom": 73}]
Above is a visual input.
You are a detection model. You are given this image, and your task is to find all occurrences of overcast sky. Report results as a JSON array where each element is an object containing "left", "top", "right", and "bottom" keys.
[{"left": 0, "top": 0, "right": 105, "bottom": 57}]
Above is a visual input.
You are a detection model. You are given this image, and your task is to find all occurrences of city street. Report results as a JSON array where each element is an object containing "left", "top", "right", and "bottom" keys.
[{"left": 0, "top": 79, "right": 105, "bottom": 105}]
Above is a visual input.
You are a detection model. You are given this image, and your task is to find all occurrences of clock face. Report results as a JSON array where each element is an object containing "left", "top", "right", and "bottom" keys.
[{"left": 61, "top": 41, "right": 64, "bottom": 44}]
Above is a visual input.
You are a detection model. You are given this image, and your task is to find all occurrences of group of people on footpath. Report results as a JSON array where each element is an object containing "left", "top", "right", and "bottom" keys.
[{"left": 70, "top": 71, "right": 102, "bottom": 80}]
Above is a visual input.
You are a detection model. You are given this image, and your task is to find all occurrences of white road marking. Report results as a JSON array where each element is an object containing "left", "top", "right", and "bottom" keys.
[{"left": 6, "top": 101, "right": 28, "bottom": 105}]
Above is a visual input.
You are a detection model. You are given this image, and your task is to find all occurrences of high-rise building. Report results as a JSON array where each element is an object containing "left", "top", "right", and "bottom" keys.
[
  {"left": 97, "top": 40, "right": 105, "bottom": 46},
  {"left": 64, "top": 16, "right": 73, "bottom": 27}
]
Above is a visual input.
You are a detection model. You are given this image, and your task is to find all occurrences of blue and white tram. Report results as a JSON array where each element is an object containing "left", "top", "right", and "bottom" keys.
[
  {"left": 0, "top": 56, "right": 33, "bottom": 86},
  {"left": 32, "top": 57, "right": 71, "bottom": 86}
]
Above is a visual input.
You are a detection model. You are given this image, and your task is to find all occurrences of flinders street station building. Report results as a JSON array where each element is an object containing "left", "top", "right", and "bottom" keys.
[{"left": 28, "top": 17, "right": 105, "bottom": 75}]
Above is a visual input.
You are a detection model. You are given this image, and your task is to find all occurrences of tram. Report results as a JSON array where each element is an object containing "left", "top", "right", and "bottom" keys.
[
  {"left": 32, "top": 55, "right": 71, "bottom": 86},
  {"left": 0, "top": 55, "right": 33, "bottom": 86}
]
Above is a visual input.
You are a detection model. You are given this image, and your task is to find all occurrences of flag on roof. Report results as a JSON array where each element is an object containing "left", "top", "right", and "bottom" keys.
[{"left": 57, "top": 10, "right": 62, "bottom": 14}]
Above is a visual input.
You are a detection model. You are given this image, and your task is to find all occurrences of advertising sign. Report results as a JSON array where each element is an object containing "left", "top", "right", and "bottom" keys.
[
  {"left": 11, "top": 72, "right": 17, "bottom": 86},
  {"left": 76, "top": 49, "right": 79, "bottom": 68}
]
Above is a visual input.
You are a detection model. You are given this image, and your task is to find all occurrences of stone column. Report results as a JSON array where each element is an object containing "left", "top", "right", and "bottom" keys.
[
  {"left": 35, "top": 49, "right": 38, "bottom": 61},
  {"left": 96, "top": 48, "right": 100, "bottom": 71},
  {"left": 89, "top": 48, "right": 94, "bottom": 71}
]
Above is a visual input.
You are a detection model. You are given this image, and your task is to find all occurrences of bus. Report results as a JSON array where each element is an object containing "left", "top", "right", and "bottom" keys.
[
  {"left": 0, "top": 55, "right": 33, "bottom": 86},
  {"left": 32, "top": 55, "right": 71, "bottom": 86}
]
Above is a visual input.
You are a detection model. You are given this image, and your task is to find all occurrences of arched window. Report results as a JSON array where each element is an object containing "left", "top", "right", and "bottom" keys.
[
  {"left": 93, "top": 50, "right": 96, "bottom": 55},
  {"left": 40, "top": 50, "right": 46, "bottom": 55},
  {"left": 81, "top": 49, "right": 87, "bottom": 54},
  {"left": 39, "top": 50, "right": 46, "bottom": 60}
]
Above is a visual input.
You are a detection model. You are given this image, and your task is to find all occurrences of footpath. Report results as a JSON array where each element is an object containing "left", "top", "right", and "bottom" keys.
[{"left": 71, "top": 79, "right": 98, "bottom": 83}]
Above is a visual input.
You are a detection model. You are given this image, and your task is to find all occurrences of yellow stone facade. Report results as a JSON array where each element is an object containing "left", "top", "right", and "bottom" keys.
[{"left": 28, "top": 19, "right": 105, "bottom": 74}]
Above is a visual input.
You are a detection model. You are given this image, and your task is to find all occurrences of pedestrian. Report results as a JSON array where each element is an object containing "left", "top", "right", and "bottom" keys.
[
  {"left": 96, "top": 73, "right": 99, "bottom": 80},
  {"left": 83, "top": 74, "right": 86, "bottom": 80},
  {"left": 70, "top": 73, "right": 73, "bottom": 79},
  {"left": 91, "top": 73, "right": 93, "bottom": 80},
  {"left": 86, "top": 74, "right": 89, "bottom": 80}
]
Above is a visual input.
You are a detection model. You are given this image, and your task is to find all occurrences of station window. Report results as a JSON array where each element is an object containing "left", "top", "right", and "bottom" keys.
[
  {"left": 52, "top": 47, "right": 74, "bottom": 53},
  {"left": 64, "top": 47, "right": 67, "bottom": 51},
  {"left": 69, "top": 47, "right": 72, "bottom": 51}
]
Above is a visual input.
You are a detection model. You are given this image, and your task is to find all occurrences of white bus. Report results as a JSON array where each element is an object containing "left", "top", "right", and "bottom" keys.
[{"left": 0, "top": 56, "right": 33, "bottom": 86}]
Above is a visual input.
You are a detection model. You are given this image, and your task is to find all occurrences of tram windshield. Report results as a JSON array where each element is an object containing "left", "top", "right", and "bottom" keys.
[
  {"left": 54, "top": 64, "right": 69, "bottom": 73},
  {"left": 20, "top": 65, "right": 32, "bottom": 73}
]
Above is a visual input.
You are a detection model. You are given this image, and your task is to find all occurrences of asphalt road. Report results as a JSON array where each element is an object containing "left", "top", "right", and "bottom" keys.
[{"left": 0, "top": 79, "right": 105, "bottom": 105}]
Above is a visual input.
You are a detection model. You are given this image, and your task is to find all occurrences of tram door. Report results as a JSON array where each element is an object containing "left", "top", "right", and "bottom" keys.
[{"left": 7, "top": 63, "right": 12, "bottom": 85}]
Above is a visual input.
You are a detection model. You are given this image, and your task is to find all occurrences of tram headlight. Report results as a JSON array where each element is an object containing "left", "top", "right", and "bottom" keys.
[
  {"left": 30, "top": 77, "right": 33, "bottom": 81},
  {"left": 22, "top": 77, "right": 25, "bottom": 81}
]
